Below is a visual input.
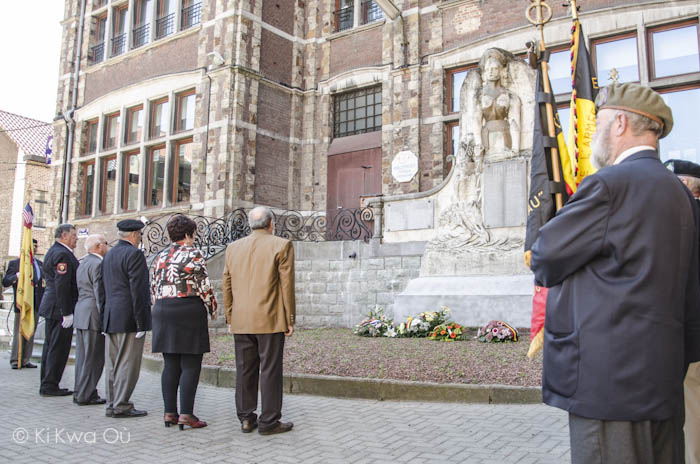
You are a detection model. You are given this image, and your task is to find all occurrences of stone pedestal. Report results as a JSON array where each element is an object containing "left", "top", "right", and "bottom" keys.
[{"left": 393, "top": 275, "right": 534, "bottom": 328}]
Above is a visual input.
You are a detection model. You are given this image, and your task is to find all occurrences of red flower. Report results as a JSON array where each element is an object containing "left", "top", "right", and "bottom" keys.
[
  {"left": 440, "top": 330, "right": 446, "bottom": 335},
  {"left": 450, "top": 333, "right": 456, "bottom": 339}
]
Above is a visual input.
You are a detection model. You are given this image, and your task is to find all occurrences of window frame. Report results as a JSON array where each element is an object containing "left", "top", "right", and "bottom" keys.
[
  {"left": 121, "top": 150, "right": 141, "bottom": 211},
  {"left": 99, "top": 154, "right": 118, "bottom": 214},
  {"left": 445, "top": 64, "right": 477, "bottom": 115},
  {"left": 647, "top": 20, "right": 700, "bottom": 81},
  {"left": 149, "top": 96, "right": 169, "bottom": 139},
  {"left": 34, "top": 190, "right": 49, "bottom": 228},
  {"left": 172, "top": 137, "right": 193, "bottom": 204},
  {"left": 103, "top": 111, "right": 120, "bottom": 150},
  {"left": 85, "top": 119, "right": 99, "bottom": 154},
  {"left": 591, "top": 31, "right": 640, "bottom": 85},
  {"left": 125, "top": 105, "right": 144, "bottom": 145},
  {"left": 78, "top": 161, "right": 95, "bottom": 218},
  {"left": 145, "top": 144, "right": 166, "bottom": 208},
  {"left": 332, "top": 85, "right": 382, "bottom": 139},
  {"left": 445, "top": 121, "right": 459, "bottom": 177},
  {"left": 174, "top": 89, "right": 196, "bottom": 133}
]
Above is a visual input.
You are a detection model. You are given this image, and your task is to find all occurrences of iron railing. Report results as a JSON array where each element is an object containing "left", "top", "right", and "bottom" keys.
[
  {"left": 360, "top": 0, "right": 383, "bottom": 25},
  {"left": 181, "top": 2, "right": 202, "bottom": 30},
  {"left": 132, "top": 23, "right": 150, "bottom": 48},
  {"left": 141, "top": 207, "right": 375, "bottom": 260},
  {"left": 111, "top": 33, "right": 126, "bottom": 56},
  {"left": 334, "top": 6, "right": 353, "bottom": 32},
  {"left": 90, "top": 42, "right": 105, "bottom": 64},
  {"left": 156, "top": 13, "right": 175, "bottom": 39}
]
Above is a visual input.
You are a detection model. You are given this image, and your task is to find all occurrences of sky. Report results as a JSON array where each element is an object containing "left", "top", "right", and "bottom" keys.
[{"left": 0, "top": 2, "right": 65, "bottom": 122}]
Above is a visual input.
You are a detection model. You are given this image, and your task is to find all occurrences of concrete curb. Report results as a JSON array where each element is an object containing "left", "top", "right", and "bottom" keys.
[{"left": 142, "top": 354, "right": 542, "bottom": 404}]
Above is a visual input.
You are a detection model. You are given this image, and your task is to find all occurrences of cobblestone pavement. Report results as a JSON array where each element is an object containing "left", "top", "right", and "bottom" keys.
[{"left": 0, "top": 353, "right": 570, "bottom": 463}]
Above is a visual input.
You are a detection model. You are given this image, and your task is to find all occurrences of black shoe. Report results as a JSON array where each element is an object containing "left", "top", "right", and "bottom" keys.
[
  {"left": 112, "top": 409, "right": 147, "bottom": 418},
  {"left": 258, "top": 421, "right": 293, "bottom": 435},
  {"left": 40, "top": 389, "right": 73, "bottom": 397},
  {"left": 76, "top": 397, "right": 107, "bottom": 406},
  {"left": 22, "top": 362, "right": 37, "bottom": 368},
  {"left": 241, "top": 419, "right": 258, "bottom": 433},
  {"left": 105, "top": 408, "right": 114, "bottom": 418},
  {"left": 11, "top": 363, "right": 18, "bottom": 370}
]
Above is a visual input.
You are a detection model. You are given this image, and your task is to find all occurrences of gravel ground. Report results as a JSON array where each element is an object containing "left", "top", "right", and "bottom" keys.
[{"left": 148, "top": 328, "right": 543, "bottom": 387}]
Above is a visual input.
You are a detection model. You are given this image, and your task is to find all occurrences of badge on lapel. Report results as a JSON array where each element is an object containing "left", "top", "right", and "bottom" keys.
[{"left": 57, "top": 263, "right": 67, "bottom": 275}]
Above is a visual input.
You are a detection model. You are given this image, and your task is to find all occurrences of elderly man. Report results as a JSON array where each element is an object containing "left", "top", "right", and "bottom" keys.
[
  {"left": 531, "top": 83, "right": 700, "bottom": 462},
  {"left": 101, "top": 220, "right": 151, "bottom": 418},
  {"left": 73, "top": 235, "right": 108, "bottom": 406},
  {"left": 666, "top": 158, "right": 700, "bottom": 464},
  {"left": 39, "top": 224, "right": 79, "bottom": 396},
  {"left": 3, "top": 239, "right": 44, "bottom": 369},
  {"left": 222, "top": 206, "right": 296, "bottom": 435}
]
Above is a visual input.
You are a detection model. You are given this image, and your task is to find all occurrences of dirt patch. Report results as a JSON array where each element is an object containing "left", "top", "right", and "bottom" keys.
[{"left": 147, "top": 328, "right": 542, "bottom": 386}]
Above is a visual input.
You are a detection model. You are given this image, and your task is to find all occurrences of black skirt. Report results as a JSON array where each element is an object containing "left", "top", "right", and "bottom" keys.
[{"left": 152, "top": 297, "right": 210, "bottom": 354}]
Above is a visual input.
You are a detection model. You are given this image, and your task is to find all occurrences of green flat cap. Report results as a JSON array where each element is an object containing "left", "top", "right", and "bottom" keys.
[{"left": 594, "top": 82, "right": 673, "bottom": 138}]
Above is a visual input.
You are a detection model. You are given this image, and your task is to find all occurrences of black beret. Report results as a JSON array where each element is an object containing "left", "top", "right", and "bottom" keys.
[
  {"left": 116, "top": 219, "right": 145, "bottom": 232},
  {"left": 664, "top": 159, "right": 700, "bottom": 179},
  {"left": 32, "top": 239, "right": 38, "bottom": 244}
]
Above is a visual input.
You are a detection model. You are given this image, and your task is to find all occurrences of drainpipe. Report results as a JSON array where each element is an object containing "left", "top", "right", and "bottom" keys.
[{"left": 60, "top": 0, "right": 87, "bottom": 223}]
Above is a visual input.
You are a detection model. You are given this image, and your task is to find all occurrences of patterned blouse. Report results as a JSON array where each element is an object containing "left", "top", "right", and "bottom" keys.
[{"left": 150, "top": 243, "right": 217, "bottom": 316}]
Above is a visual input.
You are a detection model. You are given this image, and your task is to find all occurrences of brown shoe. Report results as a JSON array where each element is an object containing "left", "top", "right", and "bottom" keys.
[
  {"left": 241, "top": 419, "right": 258, "bottom": 433},
  {"left": 258, "top": 421, "right": 293, "bottom": 435}
]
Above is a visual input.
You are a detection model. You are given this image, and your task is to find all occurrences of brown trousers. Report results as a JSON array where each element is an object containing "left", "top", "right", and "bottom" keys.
[
  {"left": 686, "top": 362, "right": 700, "bottom": 464},
  {"left": 233, "top": 333, "right": 285, "bottom": 431}
]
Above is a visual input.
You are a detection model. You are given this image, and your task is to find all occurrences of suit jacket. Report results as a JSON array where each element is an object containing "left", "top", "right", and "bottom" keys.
[
  {"left": 101, "top": 240, "right": 151, "bottom": 333},
  {"left": 222, "top": 229, "right": 296, "bottom": 334},
  {"left": 74, "top": 253, "right": 105, "bottom": 331},
  {"left": 39, "top": 242, "right": 79, "bottom": 321},
  {"left": 2, "top": 257, "right": 44, "bottom": 313},
  {"left": 531, "top": 150, "right": 700, "bottom": 422}
]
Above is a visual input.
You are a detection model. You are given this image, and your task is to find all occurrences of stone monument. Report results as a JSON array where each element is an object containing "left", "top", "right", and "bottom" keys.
[{"left": 392, "top": 48, "right": 537, "bottom": 327}]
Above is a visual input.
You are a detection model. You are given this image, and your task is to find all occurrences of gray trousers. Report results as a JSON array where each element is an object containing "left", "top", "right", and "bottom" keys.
[
  {"left": 104, "top": 332, "right": 144, "bottom": 414},
  {"left": 569, "top": 412, "right": 685, "bottom": 464},
  {"left": 10, "top": 310, "right": 36, "bottom": 366},
  {"left": 74, "top": 329, "right": 105, "bottom": 403},
  {"left": 686, "top": 362, "right": 700, "bottom": 464}
]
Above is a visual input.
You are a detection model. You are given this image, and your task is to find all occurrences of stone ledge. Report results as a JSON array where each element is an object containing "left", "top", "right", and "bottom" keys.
[{"left": 141, "top": 354, "right": 541, "bottom": 404}]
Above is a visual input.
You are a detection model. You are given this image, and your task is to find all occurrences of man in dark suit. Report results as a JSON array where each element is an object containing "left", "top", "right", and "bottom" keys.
[
  {"left": 39, "top": 224, "right": 79, "bottom": 396},
  {"left": 531, "top": 83, "right": 700, "bottom": 462},
  {"left": 101, "top": 219, "right": 151, "bottom": 418},
  {"left": 3, "top": 239, "right": 45, "bottom": 369},
  {"left": 222, "top": 206, "right": 296, "bottom": 435},
  {"left": 73, "top": 234, "right": 108, "bottom": 406}
]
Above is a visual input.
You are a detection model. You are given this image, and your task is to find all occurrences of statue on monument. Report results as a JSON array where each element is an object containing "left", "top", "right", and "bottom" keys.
[{"left": 427, "top": 48, "right": 532, "bottom": 258}]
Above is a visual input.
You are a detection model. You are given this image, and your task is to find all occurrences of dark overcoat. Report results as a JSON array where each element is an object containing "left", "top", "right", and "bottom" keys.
[
  {"left": 531, "top": 150, "right": 700, "bottom": 421},
  {"left": 101, "top": 240, "right": 151, "bottom": 333},
  {"left": 38, "top": 242, "right": 79, "bottom": 321},
  {"left": 3, "top": 257, "right": 45, "bottom": 312}
]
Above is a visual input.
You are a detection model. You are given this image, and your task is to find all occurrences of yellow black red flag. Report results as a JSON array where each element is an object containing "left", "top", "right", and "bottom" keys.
[{"left": 16, "top": 203, "right": 35, "bottom": 367}]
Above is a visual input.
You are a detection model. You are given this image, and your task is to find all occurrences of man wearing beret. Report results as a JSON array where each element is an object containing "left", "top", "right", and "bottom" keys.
[
  {"left": 101, "top": 219, "right": 152, "bottom": 418},
  {"left": 39, "top": 224, "right": 79, "bottom": 396},
  {"left": 3, "top": 239, "right": 44, "bottom": 369},
  {"left": 531, "top": 82, "right": 700, "bottom": 462},
  {"left": 667, "top": 158, "right": 700, "bottom": 464}
]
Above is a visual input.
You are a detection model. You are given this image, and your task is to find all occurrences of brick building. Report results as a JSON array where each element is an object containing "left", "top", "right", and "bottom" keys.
[
  {"left": 49, "top": 0, "right": 700, "bottom": 240},
  {"left": 0, "top": 111, "right": 53, "bottom": 263}
]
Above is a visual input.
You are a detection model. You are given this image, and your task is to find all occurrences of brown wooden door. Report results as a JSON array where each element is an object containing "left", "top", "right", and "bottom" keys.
[{"left": 327, "top": 148, "right": 381, "bottom": 239}]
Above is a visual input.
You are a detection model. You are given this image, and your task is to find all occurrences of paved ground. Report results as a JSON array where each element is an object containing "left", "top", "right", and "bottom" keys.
[{"left": 0, "top": 352, "right": 570, "bottom": 463}]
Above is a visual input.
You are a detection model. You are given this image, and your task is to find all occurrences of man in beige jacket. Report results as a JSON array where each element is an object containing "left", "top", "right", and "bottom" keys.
[{"left": 222, "top": 206, "right": 296, "bottom": 436}]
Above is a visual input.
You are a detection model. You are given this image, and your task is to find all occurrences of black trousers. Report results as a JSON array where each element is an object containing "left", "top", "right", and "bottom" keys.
[
  {"left": 234, "top": 333, "right": 285, "bottom": 431},
  {"left": 39, "top": 318, "right": 73, "bottom": 393},
  {"left": 161, "top": 353, "right": 203, "bottom": 415}
]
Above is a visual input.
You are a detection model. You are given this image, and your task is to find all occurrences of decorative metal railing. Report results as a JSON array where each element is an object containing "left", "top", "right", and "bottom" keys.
[
  {"left": 90, "top": 42, "right": 105, "bottom": 64},
  {"left": 334, "top": 6, "right": 354, "bottom": 32},
  {"left": 156, "top": 13, "right": 175, "bottom": 39},
  {"left": 132, "top": 23, "right": 150, "bottom": 48},
  {"left": 111, "top": 33, "right": 126, "bottom": 56},
  {"left": 141, "top": 207, "right": 374, "bottom": 260},
  {"left": 181, "top": 2, "right": 202, "bottom": 30}
]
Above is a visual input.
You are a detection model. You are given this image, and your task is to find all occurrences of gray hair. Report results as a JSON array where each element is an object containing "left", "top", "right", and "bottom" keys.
[
  {"left": 680, "top": 175, "right": 700, "bottom": 197},
  {"left": 117, "top": 230, "right": 132, "bottom": 239},
  {"left": 618, "top": 109, "right": 664, "bottom": 138},
  {"left": 84, "top": 234, "right": 105, "bottom": 253},
  {"left": 54, "top": 223, "right": 75, "bottom": 239},
  {"left": 248, "top": 206, "right": 274, "bottom": 230}
]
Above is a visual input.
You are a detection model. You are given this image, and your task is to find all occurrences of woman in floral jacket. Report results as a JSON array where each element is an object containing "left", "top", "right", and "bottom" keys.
[{"left": 150, "top": 215, "right": 217, "bottom": 430}]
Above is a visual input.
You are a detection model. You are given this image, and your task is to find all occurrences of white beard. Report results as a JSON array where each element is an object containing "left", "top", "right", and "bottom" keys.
[{"left": 591, "top": 119, "right": 612, "bottom": 170}]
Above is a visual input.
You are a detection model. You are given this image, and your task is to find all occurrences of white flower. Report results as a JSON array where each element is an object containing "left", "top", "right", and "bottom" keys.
[{"left": 385, "top": 327, "right": 396, "bottom": 338}]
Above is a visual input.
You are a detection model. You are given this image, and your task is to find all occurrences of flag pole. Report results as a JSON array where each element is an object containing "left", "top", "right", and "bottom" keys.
[{"left": 526, "top": 0, "right": 563, "bottom": 211}]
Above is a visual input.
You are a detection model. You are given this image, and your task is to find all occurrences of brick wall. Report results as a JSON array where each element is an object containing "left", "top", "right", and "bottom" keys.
[{"left": 0, "top": 134, "right": 17, "bottom": 262}]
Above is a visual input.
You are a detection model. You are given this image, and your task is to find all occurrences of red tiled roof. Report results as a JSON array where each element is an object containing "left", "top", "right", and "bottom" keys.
[{"left": 0, "top": 110, "right": 53, "bottom": 157}]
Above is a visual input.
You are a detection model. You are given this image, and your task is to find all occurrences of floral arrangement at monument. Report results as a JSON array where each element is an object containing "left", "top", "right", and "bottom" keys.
[
  {"left": 353, "top": 308, "right": 396, "bottom": 337},
  {"left": 476, "top": 320, "right": 519, "bottom": 343},
  {"left": 428, "top": 322, "right": 465, "bottom": 341},
  {"left": 395, "top": 307, "right": 451, "bottom": 338}
]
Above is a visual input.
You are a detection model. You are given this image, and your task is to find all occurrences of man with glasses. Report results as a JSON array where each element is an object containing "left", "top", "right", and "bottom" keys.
[
  {"left": 101, "top": 219, "right": 151, "bottom": 418},
  {"left": 73, "top": 234, "right": 108, "bottom": 406}
]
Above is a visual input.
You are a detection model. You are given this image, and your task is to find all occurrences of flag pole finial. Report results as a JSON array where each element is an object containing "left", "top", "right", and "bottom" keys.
[
  {"left": 526, "top": 0, "right": 553, "bottom": 51},
  {"left": 564, "top": 0, "right": 580, "bottom": 21}
]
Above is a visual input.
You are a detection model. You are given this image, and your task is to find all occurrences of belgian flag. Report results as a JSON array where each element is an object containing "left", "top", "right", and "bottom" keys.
[
  {"left": 524, "top": 56, "right": 571, "bottom": 359},
  {"left": 16, "top": 204, "right": 36, "bottom": 368},
  {"left": 567, "top": 19, "right": 599, "bottom": 188}
]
